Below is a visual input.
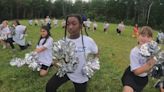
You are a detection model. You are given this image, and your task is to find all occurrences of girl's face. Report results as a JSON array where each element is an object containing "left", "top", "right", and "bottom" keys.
[
  {"left": 2, "top": 21, "right": 7, "bottom": 28},
  {"left": 67, "top": 17, "right": 82, "bottom": 38},
  {"left": 13, "top": 21, "right": 17, "bottom": 27},
  {"left": 138, "top": 34, "right": 152, "bottom": 45},
  {"left": 40, "top": 29, "right": 48, "bottom": 38}
]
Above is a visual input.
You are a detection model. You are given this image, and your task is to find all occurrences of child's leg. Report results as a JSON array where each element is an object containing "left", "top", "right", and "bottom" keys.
[
  {"left": 2, "top": 40, "right": 7, "bottom": 49},
  {"left": 40, "top": 69, "right": 48, "bottom": 77},
  {"left": 73, "top": 82, "right": 88, "bottom": 92},
  {"left": 104, "top": 28, "right": 106, "bottom": 32},
  {"left": 7, "top": 38, "right": 15, "bottom": 49},
  {"left": 123, "top": 86, "right": 134, "bottom": 92},
  {"left": 39, "top": 64, "right": 49, "bottom": 77},
  {"left": 46, "top": 74, "right": 69, "bottom": 92}
]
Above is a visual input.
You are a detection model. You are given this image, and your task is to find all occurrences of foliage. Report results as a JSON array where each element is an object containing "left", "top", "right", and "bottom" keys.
[{"left": 0, "top": 0, "right": 164, "bottom": 30}]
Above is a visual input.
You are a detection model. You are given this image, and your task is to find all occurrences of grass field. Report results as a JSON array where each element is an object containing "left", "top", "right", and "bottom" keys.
[{"left": 0, "top": 20, "right": 160, "bottom": 92}]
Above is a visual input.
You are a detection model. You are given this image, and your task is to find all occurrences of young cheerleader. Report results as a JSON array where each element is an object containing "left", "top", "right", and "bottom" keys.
[
  {"left": 34, "top": 26, "right": 53, "bottom": 76},
  {"left": 1, "top": 20, "right": 15, "bottom": 49},
  {"left": 132, "top": 24, "right": 139, "bottom": 38},
  {"left": 116, "top": 21, "right": 125, "bottom": 35},
  {"left": 93, "top": 21, "right": 97, "bottom": 32},
  {"left": 12, "top": 20, "right": 30, "bottom": 50},
  {"left": 122, "top": 26, "right": 156, "bottom": 92},
  {"left": 46, "top": 14, "right": 99, "bottom": 92},
  {"left": 103, "top": 22, "right": 109, "bottom": 33}
]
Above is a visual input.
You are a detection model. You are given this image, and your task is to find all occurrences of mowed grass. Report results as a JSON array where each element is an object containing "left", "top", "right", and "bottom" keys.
[{"left": 0, "top": 20, "right": 159, "bottom": 92}]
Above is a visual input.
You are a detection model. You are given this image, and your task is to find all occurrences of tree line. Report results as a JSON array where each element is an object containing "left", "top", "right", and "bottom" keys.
[{"left": 0, "top": 0, "right": 163, "bottom": 30}]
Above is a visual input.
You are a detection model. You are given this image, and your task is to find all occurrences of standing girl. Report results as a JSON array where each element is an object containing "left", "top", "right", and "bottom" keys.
[
  {"left": 46, "top": 14, "right": 99, "bottom": 92},
  {"left": 116, "top": 21, "right": 125, "bottom": 35},
  {"left": 93, "top": 21, "right": 97, "bottom": 32},
  {"left": 132, "top": 24, "right": 139, "bottom": 38}
]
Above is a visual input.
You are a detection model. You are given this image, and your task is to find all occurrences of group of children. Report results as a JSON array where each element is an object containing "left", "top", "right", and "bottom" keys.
[
  {"left": 0, "top": 20, "right": 30, "bottom": 50},
  {"left": 29, "top": 16, "right": 58, "bottom": 29},
  {"left": 28, "top": 16, "right": 127, "bottom": 36},
  {"left": 1, "top": 14, "right": 163, "bottom": 92}
]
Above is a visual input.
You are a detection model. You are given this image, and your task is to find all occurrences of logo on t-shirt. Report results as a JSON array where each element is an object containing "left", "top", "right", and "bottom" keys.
[{"left": 75, "top": 47, "right": 86, "bottom": 53}]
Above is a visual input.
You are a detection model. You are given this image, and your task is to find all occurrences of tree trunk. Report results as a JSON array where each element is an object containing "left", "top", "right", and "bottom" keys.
[{"left": 146, "top": 1, "right": 153, "bottom": 25}]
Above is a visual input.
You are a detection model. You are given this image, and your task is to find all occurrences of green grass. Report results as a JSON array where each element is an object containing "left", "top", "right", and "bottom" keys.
[{"left": 0, "top": 20, "right": 160, "bottom": 92}]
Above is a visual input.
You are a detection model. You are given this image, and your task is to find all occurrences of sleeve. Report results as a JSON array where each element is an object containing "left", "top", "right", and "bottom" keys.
[
  {"left": 21, "top": 25, "right": 26, "bottom": 31},
  {"left": 43, "top": 38, "right": 53, "bottom": 49},
  {"left": 130, "top": 49, "right": 141, "bottom": 71},
  {"left": 89, "top": 38, "right": 98, "bottom": 54}
]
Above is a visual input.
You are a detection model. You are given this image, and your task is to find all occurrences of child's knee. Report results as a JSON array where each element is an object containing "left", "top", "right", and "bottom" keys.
[{"left": 40, "top": 70, "right": 48, "bottom": 77}]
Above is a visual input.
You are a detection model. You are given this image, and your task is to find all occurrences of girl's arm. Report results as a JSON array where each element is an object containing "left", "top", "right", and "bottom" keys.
[
  {"left": 35, "top": 47, "right": 47, "bottom": 53},
  {"left": 133, "top": 57, "right": 156, "bottom": 75}
]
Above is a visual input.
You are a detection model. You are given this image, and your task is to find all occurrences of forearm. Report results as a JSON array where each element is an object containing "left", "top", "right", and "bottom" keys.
[
  {"left": 35, "top": 47, "right": 46, "bottom": 53},
  {"left": 133, "top": 58, "right": 156, "bottom": 75}
]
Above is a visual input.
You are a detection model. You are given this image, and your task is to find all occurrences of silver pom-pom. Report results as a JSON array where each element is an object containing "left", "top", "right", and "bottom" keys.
[
  {"left": 53, "top": 39, "right": 78, "bottom": 77},
  {"left": 9, "top": 51, "right": 40, "bottom": 71},
  {"left": 157, "top": 32, "right": 164, "bottom": 43},
  {"left": 139, "top": 41, "right": 160, "bottom": 57},
  {"left": 149, "top": 50, "right": 164, "bottom": 79},
  {"left": 157, "top": 51, "right": 164, "bottom": 61},
  {"left": 0, "top": 33, "right": 7, "bottom": 40},
  {"left": 82, "top": 54, "right": 100, "bottom": 78},
  {"left": 10, "top": 58, "right": 25, "bottom": 67}
]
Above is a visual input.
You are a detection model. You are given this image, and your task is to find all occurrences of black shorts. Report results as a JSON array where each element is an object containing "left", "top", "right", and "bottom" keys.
[
  {"left": 6, "top": 38, "right": 14, "bottom": 43},
  {"left": 94, "top": 27, "right": 96, "bottom": 30},
  {"left": 40, "top": 64, "right": 49, "bottom": 70},
  {"left": 116, "top": 28, "right": 121, "bottom": 34},
  {"left": 121, "top": 66, "right": 148, "bottom": 92},
  {"left": 104, "top": 28, "right": 107, "bottom": 32}
]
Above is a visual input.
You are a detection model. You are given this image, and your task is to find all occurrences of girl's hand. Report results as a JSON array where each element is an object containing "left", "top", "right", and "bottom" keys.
[{"left": 147, "top": 56, "right": 156, "bottom": 67}]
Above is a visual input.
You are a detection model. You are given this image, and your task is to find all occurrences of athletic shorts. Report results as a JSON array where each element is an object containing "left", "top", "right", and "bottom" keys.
[
  {"left": 121, "top": 66, "right": 148, "bottom": 92},
  {"left": 116, "top": 28, "right": 121, "bottom": 34},
  {"left": 40, "top": 64, "right": 49, "bottom": 70}
]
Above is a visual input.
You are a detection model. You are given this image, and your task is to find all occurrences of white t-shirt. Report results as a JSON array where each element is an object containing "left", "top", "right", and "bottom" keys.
[
  {"left": 29, "top": 20, "right": 33, "bottom": 25},
  {"left": 2, "top": 26, "right": 11, "bottom": 38},
  {"left": 118, "top": 23, "right": 125, "bottom": 31},
  {"left": 130, "top": 46, "right": 148, "bottom": 77},
  {"left": 86, "top": 21, "right": 91, "bottom": 27},
  {"left": 104, "top": 23, "right": 109, "bottom": 29},
  {"left": 45, "top": 18, "right": 51, "bottom": 24},
  {"left": 36, "top": 37, "right": 53, "bottom": 66},
  {"left": 66, "top": 35, "right": 98, "bottom": 83},
  {"left": 93, "top": 22, "right": 97, "bottom": 28},
  {"left": 13, "top": 25, "right": 26, "bottom": 45},
  {"left": 54, "top": 19, "right": 58, "bottom": 25}
]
